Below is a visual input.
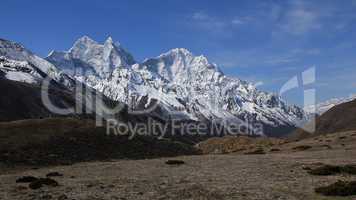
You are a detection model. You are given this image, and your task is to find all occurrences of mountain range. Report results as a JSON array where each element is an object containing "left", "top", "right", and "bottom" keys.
[{"left": 1, "top": 36, "right": 310, "bottom": 136}]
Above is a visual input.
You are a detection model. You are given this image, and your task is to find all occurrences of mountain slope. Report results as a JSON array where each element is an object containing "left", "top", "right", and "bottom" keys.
[
  {"left": 290, "top": 98, "right": 356, "bottom": 140},
  {"left": 0, "top": 39, "right": 75, "bottom": 88},
  {"left": 47, "top": 36, "right": 308, "bottom": 136},
  {"left": 0, "top": 78, "right": 77, "bottom": 122},
  {"left": 0, "top": 118, "right": 199, "bottom": 167},
  {"left": 0, "top": 54, "right": 78, "bottom": 121},
  {"left": 316, "top": 99, "right": 356, "bottom": 133},
  {"left": 0, "top": 56, "right": 45, "bottom": 84}
]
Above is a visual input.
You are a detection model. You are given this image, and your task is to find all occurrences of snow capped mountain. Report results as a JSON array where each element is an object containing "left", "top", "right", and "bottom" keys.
[
  {"left": 46, "top": 36, "right": 136, "bottom": 79},
  {"left": 0, "top": 38, "right": 75, "bottom": 88},
  {"left": 304, "top": 94, "right": 356, "bottom": 115},
  {"left": 47, "top": 36, "right": 308, "bottom": 136}
]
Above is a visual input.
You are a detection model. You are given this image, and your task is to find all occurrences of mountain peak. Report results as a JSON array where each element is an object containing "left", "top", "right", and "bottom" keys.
[
  {"left": 161, "top": 48, "right": 193, "bottom": 59},
  {"left": 161, "top": 48, "right": 211, "bottom": 66},
  {"left": 141, "top": 47, "right": 223, "bottom": 83},
  {"left": 69, "top": 36, "right": 98, "bottom": 54},
  {"left": 78, "top": 35, "right": 96, "bottom": 43},
  {"left": 105, "top": 36, "right": 114, "bottom": 44},
  {"left": 47, "top": 36, "right": 136, "bottom": 78},
  {"left": 0, "top": 38, "right": 61, "bottom": 78},
  {"left": 0, "top": 38, "right": 26, "bottom": 53},
  {"left": 103, "top": 36, "right": 121, "bottom": 49},
  {"left": 163, "top": 48, "right": 217, "bottom": 71},
  {"left": 169, "top": 48, "right": 192, "bottom": 55},
  {"left": 47, "top": 50, "right": 57, "bottom": 58}
]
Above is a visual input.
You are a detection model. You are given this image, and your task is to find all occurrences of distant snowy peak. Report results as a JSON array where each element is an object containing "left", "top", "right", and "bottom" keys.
[
  {"left": 141, "top": 48, "right": 222, "bottom": 83},
  {"left": 305, "top": 94, "right": 356, "bottom": 114},
  {"left": 46, "top": 36, "right": 136, "bottom": 79}
]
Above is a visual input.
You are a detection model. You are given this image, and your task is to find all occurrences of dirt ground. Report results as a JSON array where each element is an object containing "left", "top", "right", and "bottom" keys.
[
  {"left": 0, "top": 147, "right": 356, "bottom": 200},
  {"left": 1, "top": 131, "right": 356, "bottom": 200}
]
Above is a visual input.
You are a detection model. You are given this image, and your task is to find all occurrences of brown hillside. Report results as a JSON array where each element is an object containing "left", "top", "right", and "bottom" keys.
[{"left": 290, "top": 99, "right": 356, "bottom": 140}]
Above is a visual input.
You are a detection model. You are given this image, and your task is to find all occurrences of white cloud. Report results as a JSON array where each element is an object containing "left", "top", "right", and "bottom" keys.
[
  {"left": 231, "top": 19, "right": 245, "bottom": 25},
  {"left": 188, "top": 12, "right": 257, "bottom": 37},
  {"left": 306, "top": 49, "right": 321, "bottom": 55},
  {"left": 192, "top": 12, "right": 209, "bottom": 20},
  {"left": 264, "top": 57, "right": 298, "bottom": 65},
  {"left": 281, "top": 7, "right": 321, "bottom": 35},
  {"left": 231, "top": 17, "right": 253, "bottom": 25},
  {"left": 211, "top": 49, "right": 262, "bottom": 68},
  {"left": 189, "top": 11, "right": 231, "bottom": 36}
]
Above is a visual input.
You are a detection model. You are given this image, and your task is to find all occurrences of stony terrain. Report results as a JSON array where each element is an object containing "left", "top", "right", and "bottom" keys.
[{"left": 1, "top": 131, "right": 356, "bottom": 200}]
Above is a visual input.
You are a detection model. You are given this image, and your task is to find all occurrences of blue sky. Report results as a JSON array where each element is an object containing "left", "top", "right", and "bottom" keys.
[{"left": 1, "top": 0, "right": 356, "bottom": 105}]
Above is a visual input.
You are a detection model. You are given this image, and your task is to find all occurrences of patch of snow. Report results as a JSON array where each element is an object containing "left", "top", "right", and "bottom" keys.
[{"left": 5, "top": 71, "right": 38, "bottom": 84}]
